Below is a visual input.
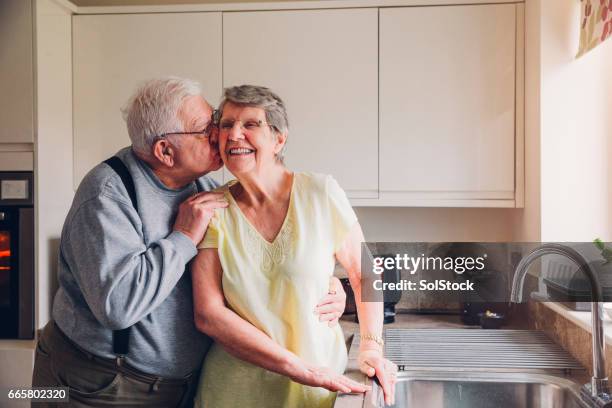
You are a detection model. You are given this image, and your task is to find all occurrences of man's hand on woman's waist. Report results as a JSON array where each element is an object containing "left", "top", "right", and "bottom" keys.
[{"left": 314, "top": 276, "right": 347, "bottom": 327}]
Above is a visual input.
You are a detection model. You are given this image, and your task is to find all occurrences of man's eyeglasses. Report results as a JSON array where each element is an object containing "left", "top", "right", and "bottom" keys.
[{"left": 154, "top": 110, "right": 219, "bottom": 141}]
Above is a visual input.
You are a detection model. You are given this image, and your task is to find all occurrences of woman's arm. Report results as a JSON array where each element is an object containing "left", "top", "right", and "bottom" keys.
[
  {"left": 336, "top": 223, "right": 397, "bottom": 406},
  {"left": 192, "top": 248, "right": 368, "bottom": 394}
]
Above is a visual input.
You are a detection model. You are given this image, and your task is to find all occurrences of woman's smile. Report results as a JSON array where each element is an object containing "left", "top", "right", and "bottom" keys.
[{"left": 227, "top": 147, "right": 256, "bottom": 156}]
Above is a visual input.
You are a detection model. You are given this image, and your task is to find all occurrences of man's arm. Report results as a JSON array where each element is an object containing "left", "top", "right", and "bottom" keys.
[
  {"left": 314, "top": 276, "right": 347, "bottom": 327},
  {"left": 63, "top": 191, "right": 226, "bottom": 330},
  {"left": 191, "top": 248, "right": 368, "bottom": 394}
]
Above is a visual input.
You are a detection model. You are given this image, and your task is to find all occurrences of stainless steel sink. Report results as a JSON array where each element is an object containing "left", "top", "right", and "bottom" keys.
[
  {"left": 364, "top": 371, "right": 588, "bottom": 408},
  {"left": 334, "top": 330, "right": 591, "bottom": 408}
]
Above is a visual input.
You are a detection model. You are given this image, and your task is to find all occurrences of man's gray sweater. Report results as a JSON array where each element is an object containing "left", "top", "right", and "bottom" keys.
[{"left": 52, "top": 147, "right": 219, "bottom": 378}]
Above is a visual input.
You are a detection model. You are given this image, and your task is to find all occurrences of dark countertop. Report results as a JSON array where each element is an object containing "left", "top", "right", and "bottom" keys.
[{"left": 339, "top": 305, "right": 532, "bottom": 338}]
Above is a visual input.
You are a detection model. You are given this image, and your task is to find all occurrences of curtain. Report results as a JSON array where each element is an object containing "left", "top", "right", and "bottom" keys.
[{"left": 578, "top": 0, "right": 612, "bottom": 56}]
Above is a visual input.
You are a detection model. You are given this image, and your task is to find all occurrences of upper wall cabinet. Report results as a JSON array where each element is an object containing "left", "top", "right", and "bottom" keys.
[
  {"left": 378, "top": 4, "right": 519, "bottom": 206},
  {"left": 223, "top": 9, "right": 378, "bottom": 198},
  {"left": 70, "top": 2, "right": 523, "bottom": 206},
  {"left": 72, "top": 13, "right": 223, "bottom": 186},
  {"left": 0, "top": 0, "right": 34, "bottom": 144}
]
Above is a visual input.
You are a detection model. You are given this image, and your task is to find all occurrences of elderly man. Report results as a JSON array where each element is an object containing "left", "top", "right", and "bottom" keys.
[{"left": 31, "top": 78, "right": 354, "bottom": 407}]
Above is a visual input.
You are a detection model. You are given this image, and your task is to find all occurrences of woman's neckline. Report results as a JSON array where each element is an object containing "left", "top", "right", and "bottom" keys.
[{"left": 227, "top": 172, "right": 296, "bottom": 245}]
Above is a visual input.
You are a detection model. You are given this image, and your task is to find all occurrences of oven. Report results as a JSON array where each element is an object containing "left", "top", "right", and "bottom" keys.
[{"left": 0, "top": 172, "right": 34, "bottom": 339}]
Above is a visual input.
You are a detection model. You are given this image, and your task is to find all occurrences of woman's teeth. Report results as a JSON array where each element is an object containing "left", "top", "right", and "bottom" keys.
[{"left": 228, "top": 148, "right": 255, "bottom": 155}]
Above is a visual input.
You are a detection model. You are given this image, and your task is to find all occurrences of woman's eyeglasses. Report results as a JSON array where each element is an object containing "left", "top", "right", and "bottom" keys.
[{"left": 218, "top": 119, "right": 275, "bottom": 133}]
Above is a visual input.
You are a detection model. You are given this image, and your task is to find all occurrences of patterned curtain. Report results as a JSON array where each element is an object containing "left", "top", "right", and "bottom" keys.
[{"left": 578, "top": 0, "right": 612, "bottom": 56}]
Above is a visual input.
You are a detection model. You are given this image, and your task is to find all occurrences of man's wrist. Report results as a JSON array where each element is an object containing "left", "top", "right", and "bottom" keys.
[
  {"left": 168, "top": 230, "right": 198, "bottom": 260},
  {"left": 172, "top": 228, "right": 199, "bottom": 246}
]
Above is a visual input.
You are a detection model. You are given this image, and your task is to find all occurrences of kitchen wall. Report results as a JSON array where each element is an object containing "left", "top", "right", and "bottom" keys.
[
  {"left": 513, "top": 0, "right": 612, "bottom": 244},
  {"left": 356, "top": 207, "right": 516, "bottom": 311},
  {"left": 539, "top": 0, "right": 612, "bottom": 242},
  {"left": 357, "top": 208, "right": 515, "bottom": 242},
  {"left": 35, "top": 0, "right": 74, "bottom": 328},
  {"left": 517, "top": 0, "right": 612, "bottom": 376}
]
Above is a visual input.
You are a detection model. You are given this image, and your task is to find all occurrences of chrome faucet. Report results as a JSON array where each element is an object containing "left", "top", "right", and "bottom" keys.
[{"left": 510, "top": 243, "right": 611, "bottom": 407}]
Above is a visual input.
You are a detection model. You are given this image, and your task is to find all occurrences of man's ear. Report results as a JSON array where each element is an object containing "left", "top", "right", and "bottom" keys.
[{"left": 152, "top": 140, "right": 175, "bottom": 167}]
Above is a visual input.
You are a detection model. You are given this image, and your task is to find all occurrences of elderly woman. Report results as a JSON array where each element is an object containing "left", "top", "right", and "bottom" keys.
[{"left": 192, "top": 85, "right": 396, "bottom": 407}]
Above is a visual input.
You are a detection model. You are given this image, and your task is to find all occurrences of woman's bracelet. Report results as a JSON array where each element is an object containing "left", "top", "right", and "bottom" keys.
[{"left": 360, "top": 333, "right": 385, "bottom": 348}]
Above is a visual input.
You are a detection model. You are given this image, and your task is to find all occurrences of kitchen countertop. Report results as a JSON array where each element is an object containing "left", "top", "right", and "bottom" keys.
[
  {"left": 335, "top": 312, "right": 586, "bottom": 408},
  {"left": 339, "top": 312, "right": 469, "bottom": 340}
]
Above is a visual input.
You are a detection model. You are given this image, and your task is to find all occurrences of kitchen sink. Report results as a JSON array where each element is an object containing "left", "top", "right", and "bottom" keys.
[
  {"left": 365, "top": 371, "right": 588, "bottom": 408},
  {"left": 334, "top": 329, "right": 590, "bottom": 408}
]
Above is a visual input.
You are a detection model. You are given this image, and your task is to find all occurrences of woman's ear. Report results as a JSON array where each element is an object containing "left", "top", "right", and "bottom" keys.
[
  {"left": 152, "top": 139, "right": 175, "bottom": 167},
  {"left": 273, "top": 132, "right": 288, "bottom": 155}
]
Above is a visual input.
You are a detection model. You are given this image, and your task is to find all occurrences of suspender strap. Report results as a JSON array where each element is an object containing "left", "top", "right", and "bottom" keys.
[
  {"left": 103, "top": 156, "right": 136, "bottom": 356},
  {"left": 104, "top": 156, "right": 137, "bottom": 209},
  {"left": 101, "top": 155, "right": 203, "bottom": 356}
]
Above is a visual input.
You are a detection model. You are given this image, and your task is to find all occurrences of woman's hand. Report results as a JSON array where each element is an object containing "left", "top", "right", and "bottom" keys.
[
  {"left": 286, "top": 357, "right": 370, "bottom": 394},
  {"left": 358, "top": 349, "right": 397, "bottom": 406}
]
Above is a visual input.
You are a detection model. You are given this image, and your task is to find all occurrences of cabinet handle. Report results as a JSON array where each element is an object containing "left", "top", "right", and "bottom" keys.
[{"left": 0, "top": 212, "right": 5, "bottom": 221}]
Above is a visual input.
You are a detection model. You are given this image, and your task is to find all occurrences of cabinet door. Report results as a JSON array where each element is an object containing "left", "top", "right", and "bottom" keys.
[
  {"left": 0, "top": 0, "right": 34, "bottom": 143},
  {"left": 380, "top": 5, "right": 516, "bottom": 199},
  {"left": 223, "top": 9, "right": 378, "bottom": 198},
  {"left": 73, "top": 13, "right": 223, "bottom": 186}
]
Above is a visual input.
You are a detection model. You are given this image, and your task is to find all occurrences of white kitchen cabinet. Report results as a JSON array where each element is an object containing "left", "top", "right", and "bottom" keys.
[
  {"left": 223, "top": 9, "right": 378, "bottom": 198},
  {"left": 70, "top": 2, "right": 523, "bottom": 206},
  {"left": 378, "top": 4, "right": 519, "bottom": 205},
  {"left": 0, "top": 0, "right": 34, "bottom": 144},
  {"left": 72, "top": 13, "right": 223, "bottom": 187}
]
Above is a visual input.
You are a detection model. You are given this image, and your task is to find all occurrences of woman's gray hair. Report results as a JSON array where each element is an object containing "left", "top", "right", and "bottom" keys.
[
  {"left": 122, "top": 77, "right": 202, "bottom": 157},
  {"left": 219, "top": 85, "right": 289, "bottom": 162}
]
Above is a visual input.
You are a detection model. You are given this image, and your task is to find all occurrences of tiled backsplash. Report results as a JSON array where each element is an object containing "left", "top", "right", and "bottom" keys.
[{"left": 529, "top": 301, "right": 612, "bottom": 380}]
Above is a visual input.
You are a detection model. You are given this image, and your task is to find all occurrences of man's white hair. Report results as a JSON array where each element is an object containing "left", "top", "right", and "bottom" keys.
[{"left": 121, "top": 77, "right": 202, "bottom": 157}]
